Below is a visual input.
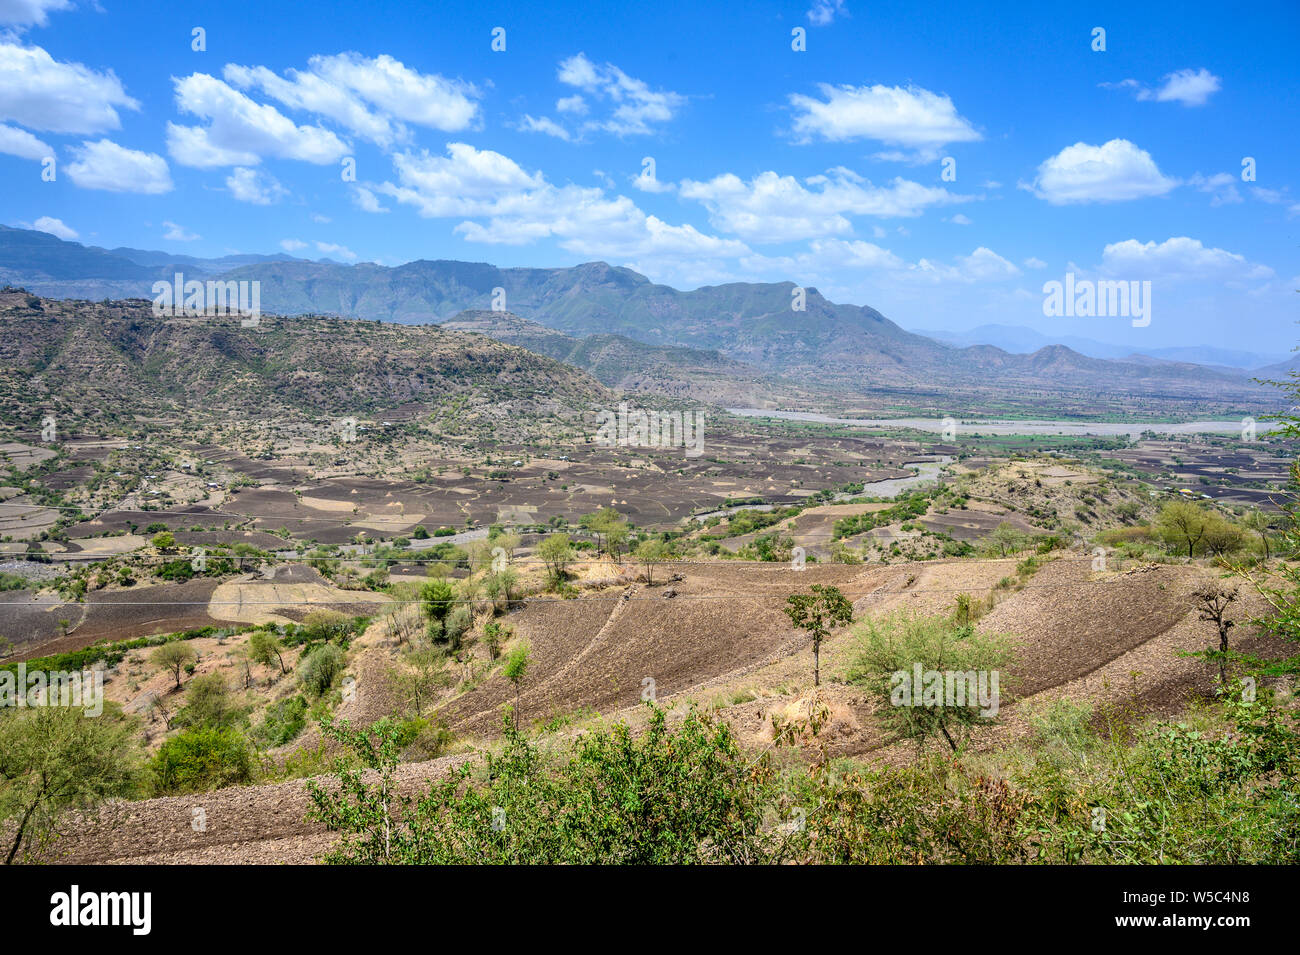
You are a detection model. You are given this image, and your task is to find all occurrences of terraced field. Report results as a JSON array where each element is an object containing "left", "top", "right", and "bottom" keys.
[{"left": 45, "top": 555, "right": 1287, "bottom": 864}]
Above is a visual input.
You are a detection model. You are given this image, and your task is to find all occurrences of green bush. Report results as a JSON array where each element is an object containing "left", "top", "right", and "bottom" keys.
[
  {"left": 151, "top": 725, "right": 253, "bottom": 795},
  {"left": 307, "top": 706, "right": 775, "bottom": 864},
  {"left": 297, "top": 643, "right": 345, "bottom": 697},
  {"left": 256, "top": 695, "right": 309, "bottom": 747}
]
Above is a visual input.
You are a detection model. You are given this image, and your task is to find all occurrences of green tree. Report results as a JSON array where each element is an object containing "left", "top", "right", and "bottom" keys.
[
  {"left": 537, "top": 534, "right": 575, "bottom": 586},
  {"left": 247, "top": 630, "right": 287, "bottom": 676},
  {"left": 485, "top": 567, "right": 520, "bottom": 610},
  {"left": 151, "top": 531, "right": 176, "bottom": 552},
  {"left": 503, "top": 641, "right": 531, "bottom": 731},
  {"left": 151, "top": 641, "right": 199, "bottom": 690},
  {"left": 420, "top": 578, "right": 455, "bottom": 624},
  {"left": 1241, "top": 510, "right": 1274, "bottom": 560},
  {"left": 581, "top": 508, "right": 628, "bottom": 558},
  {"left": 846, "top": 611, "right": 1015, "bottom": 752},
  {"left": 392, "top": 647, "right": 451, "bottom": 717},
  {"left": 177, "top": 672, "right": 234, "bottom": 728},
  {"left": 784, "top": 584, "right": 854, "bottom": 687},
  {"left": 1203, "top": 516, "right": 1246, "bottom": 557},
  {"left": 1158, "top": 501, "right": 1210, "bottom": 557},
  {"left": 635, "top": 538, "right": 669, "bottom": 585},
  {"left": 988, "top": 521, "right": 1026, "bottom": 557},
  {"left": 0, "top": 706, "right": 143, "bottom": 864}
]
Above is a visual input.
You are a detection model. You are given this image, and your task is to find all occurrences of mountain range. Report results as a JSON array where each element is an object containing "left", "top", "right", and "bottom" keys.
[
  {"left": 912, "top": 323, "right": 1290, "bottom": 372},
  {"left": 0, "top": 225, "right": 1283, "bottom": 416}
]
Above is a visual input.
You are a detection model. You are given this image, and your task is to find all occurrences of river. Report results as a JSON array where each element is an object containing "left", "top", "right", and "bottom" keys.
[{"left": 727, "top": 409, "right": 1273, "bottom": 438}]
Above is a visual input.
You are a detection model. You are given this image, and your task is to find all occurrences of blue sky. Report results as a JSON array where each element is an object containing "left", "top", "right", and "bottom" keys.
[{"left": 3, "top": 0, "right": 1298, "bottom": 353}]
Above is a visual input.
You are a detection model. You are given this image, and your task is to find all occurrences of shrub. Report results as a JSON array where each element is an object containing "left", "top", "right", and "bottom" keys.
[
  {"left": 256, "top": 695, "right": 309, "bottom": 747},
  {"left": 298, "top": 643, "right": 345, "bottom": 697},
  {"left": 151, "top": 726, "right": 253, "bottom": 794}
]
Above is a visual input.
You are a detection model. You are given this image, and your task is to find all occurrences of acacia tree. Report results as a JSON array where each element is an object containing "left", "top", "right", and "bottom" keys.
[
  {"left": 635, "top": 539, "right": 669, "bottom": 585},
  {"left": 1158, "top": 501, "right": 1210, "bottom": 557},
  {"left": 846, "top": 611, "right": 1016, "bottom": 753},
  {"left": 988, "top": 522, "right": 1026, "bottom": 557},
  {"left": 151, "top": 641, "right": 199, "bottom": 690},
  {"left": 784, "top": 584, "right": 854, "bottom": 687},
  {"left": 248, "top": 630, "right": 287, "bottom": 676},
  {"left": 1194, "top": 583, "right": 1239, "bottom": 688},
  {"left": 537, "top": 534, "right": 575, "bottom": 587},
  {"left": 503, "top": 642, "right": 531, "bottom": 731},
  {"left": 1242, "top": 511, "right": 1274, "bottom": 560},
  {"left": 392, "top": 647, "right": 451, "bottom": 717},
  {"left": 582, "top": 509, "right": 630, "bottom": 560},
  {"left": 0, "top": 706, "right": 143, "bottom": 864},
  {"left": 485, "top": 567, "right": 520, "bottom": 610}
]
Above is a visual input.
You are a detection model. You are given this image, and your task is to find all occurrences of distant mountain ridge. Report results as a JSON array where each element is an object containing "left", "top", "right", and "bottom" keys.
[
  {"left": 915, "top": 322, "right": 1287, "bottom": 371},
  {"left": 0, "top": 225, "right": 1281, "bottom": 415}
]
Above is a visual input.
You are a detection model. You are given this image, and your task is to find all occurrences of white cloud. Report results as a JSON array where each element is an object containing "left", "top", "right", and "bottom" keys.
[
  {"left": 1100, "top": 236, "right": 1272, "bottom": 280},
  {"left": 787, "top": 83, "right": 980, "bottom": 159},
  {"left": 352, "top": 185, "right": 389, "bottom": 213},
  {"left": 741, "top": 241, "right": 1019, "bottom": 287},
  {"left": 515, "top": 114, "right": 572, "bottom": 141},
  {"left": 371, "top": 141, "right": 748, "bottom": 281},
  {"left": 32, "top": 214, "right": 75, "bottom": 239},
  {"left": 377, "top": 143, "right": 544, "bottom": 218},
  {"left": 632, "top": 162, "right": 673, "bottom": 193},
  {"left": 280, "top": 238, "right": 307, "bottom": 251},
  {"left": 1252, "top": 186, "right": 1300, "bottom": 217},
  {"left": 804, "top": 238, "right": 904, "bottom": 270},
  {"left": 948, "top": 213, "right": 972, "bottom": 225},
  {"left": 0, "top": 121, "right": 50, "bottom": 159},
  {"left": 163, "top": 221, "right": 200, "bottom": 241},
  {"left": 167, "top": 73, "right": 349, "bottom": 168},
  {"left": 224, "top": 53, "right": 480, "bottom": 149},
  {"left": 1026, "top": 139, "right": 1177, "bottom": 204},
  {"left": 0, "top": 0, "right": 71, "bottom": 28},
  {"left": 1190, "top": 172, "right": 1242, "bottom": 206},
  {"left": 226, "top": 166, "right": 287, "bottom": 204},
  {"left": 557, "top": 53, "right": 601, "bottom": 89},
  {"left": 1149, "top": 68, "right": 1222, "bottom": 105},
  {"left": 65, "top": 139, "right": 173, "bottom": 193},
  {"left": 1104, "top": 68, "right": 1221, "bottom": 107},
  {"left": 0, "top": 41, "right": 139, "bottom": 134},
  {"left": 1023, "top": 256, "right": 1047, "bottom": 269},
  {"left": 556, "top": 95, "right": 587, "bottom": 115},
  {"left": 311, "top": 213, "right": 331, "bottom": 224},
  {"left": 905, "top": 246, "right": 1020, "bottom": 283},
  {"left": 556, "top": 53, "right": 685, "bottom": 136},
  {"left": 807, "top": 0, "right": 847, "bottom": 25},
  {"left": 678, "top": 167, "right": 971, "bottom": 241},
  {"left": 314, "top": 240, "right": 357, "bottom": 261}
]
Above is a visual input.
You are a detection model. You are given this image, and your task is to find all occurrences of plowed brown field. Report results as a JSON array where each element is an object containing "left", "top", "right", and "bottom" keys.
[{"left": 46, "top": 556, "right": 1291, "bottom": 864}]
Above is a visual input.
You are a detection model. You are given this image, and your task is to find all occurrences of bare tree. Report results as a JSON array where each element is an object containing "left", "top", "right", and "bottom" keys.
[{"left": 1195, "top": 583, "right": 1239, "bottom": 687}]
